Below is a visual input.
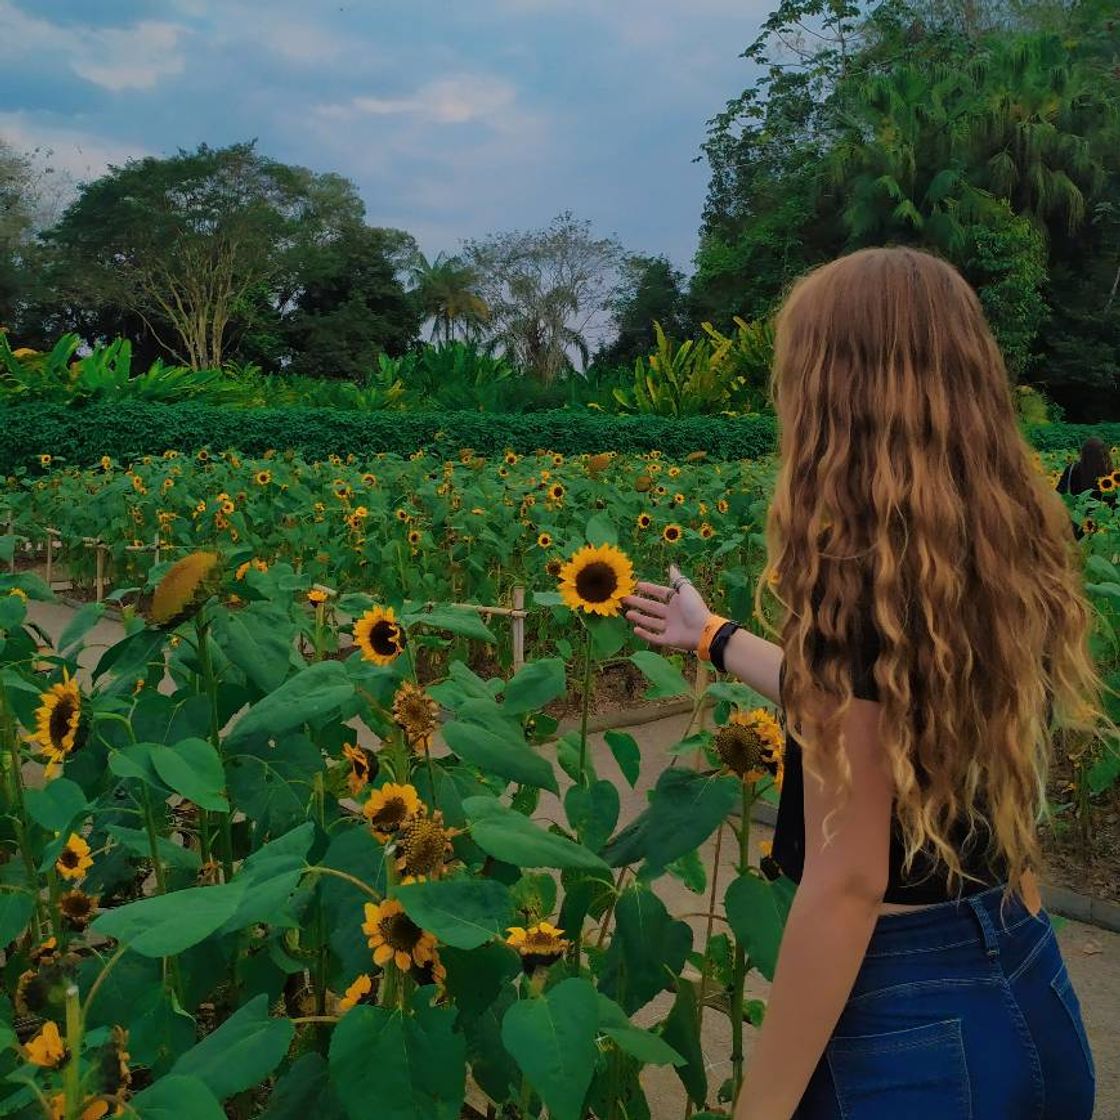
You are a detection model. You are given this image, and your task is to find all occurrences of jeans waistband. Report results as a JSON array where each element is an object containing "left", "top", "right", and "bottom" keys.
[{"left": 863, "top": 883, "right": 1036, "bottom": 958}]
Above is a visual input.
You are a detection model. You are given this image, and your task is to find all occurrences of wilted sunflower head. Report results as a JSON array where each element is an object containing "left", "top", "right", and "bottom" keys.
[
  {"left": 714, "top": 708, "right": 784, "bottom": 782},
  {"left": 59, "top": 889, "right": 98, "bottom": 932},
  {"left": 396, "top": 813, "right": 454, "bottom": 882},
  {"left": 342, "top": 743, "right": 376, "bottom": 797},
  {"left": 338, "top": 973, "right": 377, "bottom": 1013},
  {"left": 362, "top": 899, "right": 437, "bottom": 972},
  {"left": 91, "top": 1025, "right": 131, "bottom": 1106},
  {"left": 146, "top": 551, "right": 221, "bottom": 629},
  {"left": 557, "top": 543, "right": 636, "bottom": 618},
  {"left": 33, "top": 672, "right": 87, "bottom": 777},
  {"left": 353, "top": 606, "right": 405, "bottom": 666},
  {"left": 24, "top": 1021, "right": 66, "bottom": 1068},
  {"left": 363, "top": 782, "right": 422, "bottom": 841},
  {"left": 392, "top": 681, "right": 438, "bottom": 753},
  {"left": 506, "top": 922, "right": 569, "bottom": 973}
]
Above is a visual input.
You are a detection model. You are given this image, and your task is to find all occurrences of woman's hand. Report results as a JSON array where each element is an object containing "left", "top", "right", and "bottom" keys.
[{"left": 621, "top": 564, "right": 712, "bottom": 652}]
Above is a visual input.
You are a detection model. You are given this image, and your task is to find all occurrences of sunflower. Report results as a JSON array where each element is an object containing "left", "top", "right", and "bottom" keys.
[
  {"left": 1112, "top": 469, "right": 1120, "bottom": 486},
  {"left": 506, "top": 922, "right": 569, "bottom": 972},
  {"left": 235, "top": 558, "right": 268, "bottom": 581},
  {"left": 361, "top": 472, "right": 378, "bottom": 486},
  {"left": 551, "top": 453, "right": 565, "bottom": 466},
  {"left": 504, "top": 451, "right": 519, "bottom": 466},
  {"left": 341, "top": 743, "right": 375, "bottom": 797},
  {"left": 57, "top": 834, "right": 93, "bottom": 881},
  {"left": 220, "top": 499, "right": 235, "bottom": 515},
  {"left": 49, "top": 1095, "right": 112, "bottom": 1120},
  {"left": 254, "top": 469, "right": 271, "bottom": 486},
  {"left": 32, "top": 672, "right": 86, "bottom": 777},
  {"left": 196, "top": 449, "right": 210, "bottom": 462},
  {"left": 548, "top": 483, "right": 566, "bottom": 502},
  {"left": 634, "top": 475, "right": 652, "bottom": 493},
  {"left": 557, "top": 543, "right": 636, "bottom": 617},
  {"left": 662, "top": 523, "right": 682, "bottom": 544},
  {"left": 392, "top": 680, "right": 438, "bottom": 753},
  {"left": 338, "top": 973, "right": 376, "bottom": 1013},
  {"left": 395, "top": 508, "right": 410, "bottom": 522},
  {"left": 1100, "top": 475, "right": 1117, "bottom": 493},
  {"left": 363, "top": 782, "right": 421, "bottom": 841},
  {"left": 308, "top": 588, "right": 329, "bottom": 606},
  {"left": 758, "top": 839, "right": 782, "bottom": 882},
  {"left": 396, "top": 813, "right": 454, "bottom": 882},
  {"left": 537, "top": 532, "right": 553, "bottom": 549},
  {"left": 716, "top": 498, "right": 729, "bottom": 515},
  {"left": 59, "top": 889, "right": 97, "bottom": 932},
  {"left": 25, "top": 1021, "right": 66, "bottom": 1068},
  {"left": 410, "top": 946, "right": 447, "bottom": 991},
  {"left": 672, "top": 492, "right": 685, "bottom": 505},
  {"left": 362, "top": 899, "right": 437, "bottom": 971},
  {"left": 100, "top": 456, "right": 112, "bottom": 471},
  {"left": 714, "top": 708, "right": 784, "bottom": 783},
  {"left": 407, "top": 529, "right": 422, "bottom": 547},
  {"left": 636, "top": 512, "right": 652, "bottom": 530},
  {"left": 146, "top": 551, "right": 221, "bottom": 629},
  {"left": 91, "top": 1025, "right": 131, "bottom": 1109},
  {"left": 38, "top": 454, "right": 52, "bottom": 468},
  {"left": 699, "top": 523, "right": 715, "bottom": 539},
  {"left": 353, "top": 606, "right": 405, "bottom": 666},
  {"left": 545, "top": 558, "right": 563, "bottom": 578}
]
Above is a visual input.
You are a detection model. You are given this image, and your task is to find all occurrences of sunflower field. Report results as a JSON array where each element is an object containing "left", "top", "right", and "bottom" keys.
[{"left": 0, "top": 511, "right": 797, "bottom": 1120}]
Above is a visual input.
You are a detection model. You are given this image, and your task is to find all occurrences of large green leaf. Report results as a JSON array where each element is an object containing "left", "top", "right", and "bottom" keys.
[
  {"left": 107, "top": 825, "right": 202, "bottom": 873},
  {"left": 462, "top": 796, "right": 608, "bottom": 871},
  {"left": 442, "top": 721, "right": 558, "bottom": 794},
  {"left": 598, "top": 885, "right": 691, "bottom": 1014},
  {"left": 584, "top": 512, "right": 618, "bottom": 545},
  {"left": 596, "top": 995, "right": 684, "bottom": 1066},
  {"left": 221, "top": 822, "right": 315, "bottom": 934},
  {"left": 602, "top": 768, "right": 739, "bottom": 873},
  {"left": 564, "top": 780, "right": 620, "bottom": 853},
  {"left": 171, "top": 993, "right": 294, "bottom": 1100},
  {"left": 0, "top": 890, "right": 34, "bottom": 945},
  {"left": 604, "top": 729, "right": 641, "bottom": 787},
  {"left": 24, "top": 778, "right": 88, "bottom": 832},
  {"left": 150, "top": 738, "right": 228, "bottom": 811},
  {"left": 214, "top": 603, "right": 295, "bottom": 693},
  {"left": 500, "top": 977, "right": 599, "bottom": 1120},
  {"left": 262, "top": 1053, "right": 346, "bottom": 1120},
  {"left": 401, "top": 604, "right": 496, "bottom": 643},
  {"left": 57, "top": 602, "right": 107, "bottom": 652},
  {"left": 628, "top": 650, "right": 691, "bottom": 699},
  {"left": 132, "top": 1074, "right": 226, "bottom": 1119},
  {"left": 662, "top": 982, "right": 707, "bottom": 1106},
  {"left": 92, "top": 881, "right": 245, "bottom": 956},
  {"left": 397, "top": 876, "right": 514, "bottom": 950},
  {"left": 226, "top": 660, "right": 354, "bottom": 746},
  {"left": 328, "top": 1001, "right": 466, "bottom": 1120},
  {"left": 724, "top": 872, "right": 795, "bottom": 981},
  {"left": 501, "top": 658, "right": 567, "bottom": 715}
]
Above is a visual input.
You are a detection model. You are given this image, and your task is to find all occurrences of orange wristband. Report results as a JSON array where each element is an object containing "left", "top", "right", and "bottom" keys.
[{"left": 697, "top": 614, "right": 730, "bottom": 662}]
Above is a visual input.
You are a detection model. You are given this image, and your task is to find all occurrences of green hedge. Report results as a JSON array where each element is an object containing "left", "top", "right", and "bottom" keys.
[
  {"left": 2, "top": 402, "right": 1115, "bottom": 474},
  {"left": 0, "top": 402, "right": 780, "bottom": 472}
]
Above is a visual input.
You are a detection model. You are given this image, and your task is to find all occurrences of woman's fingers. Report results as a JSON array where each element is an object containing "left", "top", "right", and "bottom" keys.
[
  {"left": 632, "top": 624, "right": 668, "bottom": 645},
  {"left": 626, "top": 611, "right": 666, "bottom": 635},
  {"left": 633, "top": 580, "right": 673, "bottom": 602},
  {"left": 622, "top": 593, "right": 669, "bottom": 619}
]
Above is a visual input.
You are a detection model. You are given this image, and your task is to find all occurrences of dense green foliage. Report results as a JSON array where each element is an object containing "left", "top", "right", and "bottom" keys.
[
  {"left": 695, "top": 0, "right": 1120, "bottom": 417},
  {"left": 0, "top": 403, "right": 780, "bottom": 473}
]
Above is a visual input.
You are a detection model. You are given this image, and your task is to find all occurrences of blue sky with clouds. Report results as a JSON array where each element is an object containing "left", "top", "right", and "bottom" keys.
[{"left": 0, "top": 0, "right": 768, "bottom": 270}]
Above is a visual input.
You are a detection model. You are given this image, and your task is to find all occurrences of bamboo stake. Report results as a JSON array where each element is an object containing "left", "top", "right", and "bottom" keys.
[
  {"left": 95, "top": 544, "right": 105, "bottom": 603},
  {"left": 512, "top": 585, "right": 526, "bottom": 670}
]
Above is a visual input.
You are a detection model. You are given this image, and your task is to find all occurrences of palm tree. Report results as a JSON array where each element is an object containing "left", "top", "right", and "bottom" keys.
[{"left": 407, "top": 251, "right": 490, "bottom": 344}]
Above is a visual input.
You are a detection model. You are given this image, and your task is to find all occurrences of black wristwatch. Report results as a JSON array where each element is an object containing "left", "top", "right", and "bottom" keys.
[{"left": 708, "top": 620, "right": 741, "bottom": 673}]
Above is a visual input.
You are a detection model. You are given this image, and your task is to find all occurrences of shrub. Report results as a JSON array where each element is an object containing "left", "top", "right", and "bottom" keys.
[{"left": 1024, "top": 422, "right": 1120, "bottom": 453}]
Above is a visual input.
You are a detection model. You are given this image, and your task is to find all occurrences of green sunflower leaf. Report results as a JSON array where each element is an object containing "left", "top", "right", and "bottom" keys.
[
  {"left": 462, "top": 796, "right": 608, "bottom": 871},
  {"left": 628, "top": 650, "right": 691, "bottom": 699},
  {"left": 225, "top": 660, "right": 354, "bottom": 747},
  {"left": 131, "top": 1074, "right": 226, "bottom": 1119},
  {"left": 396, "top": 876, "right": 515, "bottom": 950},
  {"left": 724, "top": 872, "right": 796, "bottom": 981},
  {"left": 443, "top": 721, "right": 559, "bottom": 794},
  {"left": 500, "top": 657, "right": 567, "bottom": 715}
]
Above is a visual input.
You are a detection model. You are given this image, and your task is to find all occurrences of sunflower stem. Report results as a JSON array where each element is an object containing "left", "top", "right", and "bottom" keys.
[
  {"left": 576, "top": 626, "right": 594, "bottom": 794},
  {"left": 0, "top": 689, "right": 47, "bottom": 939},
  {"left": 301, "top": 864, "right": 383, "bottom": 904},
  {"left": 63, "top": 982, "right": 82, "bottom": 1119},
  {"left": 195, "top": 619, "right": 233, "bottom": 882},
  {"left": 140, "top": 785, "right": 168, "bottom": 896},
  {"left": 729, "top": 781, "right": 754, "bottom": 1104}
]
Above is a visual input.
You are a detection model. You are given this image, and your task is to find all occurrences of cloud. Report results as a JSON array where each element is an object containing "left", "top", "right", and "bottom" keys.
[
  {"left": 0, "top": 112, "right": 151, "bottom": 188},
  {"left": 319, "top": 75, "right": 519, "bottom": 127},
  {"left": 0, "top": 1, "right": 187, "bottom": 91}
]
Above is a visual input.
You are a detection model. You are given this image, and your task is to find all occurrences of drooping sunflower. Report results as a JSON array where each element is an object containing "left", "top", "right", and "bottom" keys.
[
  {"left": 714, "top": 708, "right": 784, "bottom": 783},
  {"left": 392, "top": 681, "right": 438, "bottom": 753},
  {"left": 338, "top": 973, "right": 377, "bottom": 1013},
  {"left": 362, "top": 899, "right": 437, "bottom": 971},
  {"left": 90, "top": 1025, "right": 131, "bottom": 1112},
  {"left": 662, "top": 523, "right": 682, "bottom": 544},
  {"left": 506, "top": 922, "right": 570, "bottom": 973},
  {"left": 56, "top": 834, "right": 93, "bottom": 881},
  {"left": 363, "top": 782, "right": 422, "bottom": 841},
  {"left": 353, "top": 606, "right": 405, "bottom": 666},
  {"left": 145, "top": 551, "right": 221, "bottom": 629},
  {"left": 32, "top": 672, "right": 86, "bottom": 777},
  {"left": 59, "top": 889, "right": 98, "bottom": 932},
  {"left": 634, "top": 474, "right": 653, "bottom": 493},
  {"left": 25, "top": 1021, "right": 66, "bottom": 1068},
  {"left": 396, "top": 813, "right": 454, "bottom": 882},
  {"left": 342, "top": 743, "right": 376, "bottom": 797},
  {"left": 557, "top": 543, "right": 636, "bottom": 618}
]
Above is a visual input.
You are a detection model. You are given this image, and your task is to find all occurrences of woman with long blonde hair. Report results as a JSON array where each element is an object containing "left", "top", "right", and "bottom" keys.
[{"left": 624, "top": 247, "right": 1098, "bottom": 1118}]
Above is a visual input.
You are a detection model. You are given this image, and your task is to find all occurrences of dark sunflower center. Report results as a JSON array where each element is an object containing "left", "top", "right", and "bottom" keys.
[
  {"left": 382, "top": 912, "right": 423, "bottom": 952},
  {"left": 524, "top": 931, "right": 562, "bottom": 953},
  {"left": 715, "top": 726, "right": 767, "bottom": 777},
  {"left": 370, "top": 796, "right": 410, "bottom": 830},
  {"left": 48, "top": 698, "right": 77, "bottom": 747},
  {"left": 400, "top": 821, "right": 446, "bottom": 875},
  {"left": 59, "top": 848, "right": 80, "bottom": 869},
  {"left": 574, "top": 561, "right": 619, "bottom": 604},
  {"left": 61, "top": 893, "right": 92, "bottom": 918},
  {"left": 370, "top": 620, "right": 402, "bottom": 656},
  {"left": 351, "top": 754, "right": 370, "bottom": 780}
]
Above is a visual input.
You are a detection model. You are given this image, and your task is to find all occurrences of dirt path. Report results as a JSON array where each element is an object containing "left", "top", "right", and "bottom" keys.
[{"left": 23, "top": 601, "right": 1120, "bottom": 1118}]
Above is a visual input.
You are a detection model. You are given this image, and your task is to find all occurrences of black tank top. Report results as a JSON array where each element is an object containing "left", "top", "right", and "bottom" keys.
[{"left": 771, "top": 618, "right": 1007, "bottom": 904}]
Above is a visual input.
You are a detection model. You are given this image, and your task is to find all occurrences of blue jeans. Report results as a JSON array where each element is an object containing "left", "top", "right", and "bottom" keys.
[{"left": 796, "top": 885, "right": 1096, "bottom": 1118}]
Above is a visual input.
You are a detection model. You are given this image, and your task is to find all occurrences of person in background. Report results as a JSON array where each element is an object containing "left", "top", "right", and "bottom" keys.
[
  {"left": 624, "top": 247, "right": 1100, "bottom": 1119},
  {"left": 1056, "top": 437, "right": 1113, "bottom": 501}
]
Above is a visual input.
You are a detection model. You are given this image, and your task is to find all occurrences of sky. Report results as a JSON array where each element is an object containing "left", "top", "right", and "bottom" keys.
[{"left": 0, "top": 0, "right": 769, "bottom": 273}]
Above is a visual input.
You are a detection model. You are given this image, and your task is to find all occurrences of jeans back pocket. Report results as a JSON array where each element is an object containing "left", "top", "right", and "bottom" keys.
[{"left": 827, "top": 1018, "right": 971, "bottom": 1120}]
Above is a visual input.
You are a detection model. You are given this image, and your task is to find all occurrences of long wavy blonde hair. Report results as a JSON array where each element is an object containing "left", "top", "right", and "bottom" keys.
[{"left": 759, "top": 247, "right": 1100, "bottom": 895}]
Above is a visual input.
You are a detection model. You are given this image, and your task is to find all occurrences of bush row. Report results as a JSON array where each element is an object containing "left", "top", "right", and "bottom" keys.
[{"left": 1, "top": 402, "right": 1116, "bottom": 473}]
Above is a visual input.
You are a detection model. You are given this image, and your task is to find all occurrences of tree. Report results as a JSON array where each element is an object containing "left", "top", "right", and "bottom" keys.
[
  {"left": 42, "top": 142, "right": 367, "bottom": 369},
  {"left": 595, "top": 255, "right": 688, "bottom": 367},
  {"left": 408, "top": 251, "right": 489, "bottom": 343},
  {"left": 0, "top": 139, "right": 37, "bottom": 325},
  {"left": 464, "top": 212, "right": 627, "bottom": 382},
  {"left": 283, "top": 224, "right": 421, "bottom": 380}
]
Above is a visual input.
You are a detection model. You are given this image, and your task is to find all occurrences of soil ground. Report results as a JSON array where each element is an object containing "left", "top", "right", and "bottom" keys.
[{"left": 22, "top": 600, "right": 1120, "bottom": 1119}]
